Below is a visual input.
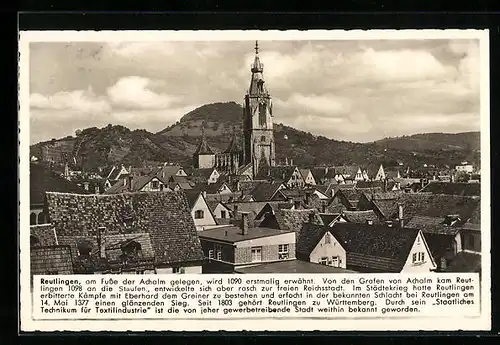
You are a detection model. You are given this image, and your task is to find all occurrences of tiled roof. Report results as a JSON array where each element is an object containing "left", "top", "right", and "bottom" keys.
[
  {"left": 30, "top": 162, "right": 90, "bottom": 205},
  {"left": 356, "top": 181, "right": 384, "bottom": 189},
  {"left": 45, "top": 191, "right": 204, "bottom": 266},
  {"left": 223, "top": 131, "right": 242, "bottom": 153},
  {"left": 443, "top": 252, "right": 481, "bottom": 273},
  {"left": 319, "top": 213, "right": 341, "bottom": 227},
  {"left": 247, "top": 182, "right": 283, "bottom": 202},
  {"left": 255, "top": 202, "right": 293, "bottom": 219},
  {"left": 30, "top": 224, "right": 58, "bottom": 247},
  {"left": 58, "top": 233, "right": 155, "bottom": 261},
  {"left": 238, "top": 180, "right": 266, "bottom": 192},
  {"left": 191, "top": 168, "right": 217, "bottom": 181},
  {"left": 255, "top": 165, "right": 298, "bottom": 182},
  {"left": 296, "top": 223, "right": 329, "bottom": 259},
  {"left": 274, "top": 209, "right": 324, "bottom": 233},
  {"left": 420, "top": 182, "right": 480, "bottom": 197},
  {"left": 31, "top": 245, "right": 74, "bottom": 276},
  {"left": 235, "top": 259, "right": 357, "bottom": 274},
  {"left": 397, "top": 193, "right": 480, "bottom": 224},
  {"left": 422, "top": 233, "right": 457, "bottom": 262},
  {"left": 342, "top": 210, "right": 380, "bottom": 224},
  {"left": 372, "top": 199, "right": 398, "bottom": 219},
  {"left": 406, "top": 216, "right": 461, "bottom": 235},
  {"left": 199, "top": 226, "right": 294, "bottom": 244},
  {"left": 330, "top": 223, "right": 419, "bottom": 272},
  {"left": 311, "top": 167, "right": 328, "bottom": 181},
  {"left": 184, "top": 190, "right": 202, "bottom": 209},
  {"left": 194, "top": 134, "right": 214, "bottom": 155}
]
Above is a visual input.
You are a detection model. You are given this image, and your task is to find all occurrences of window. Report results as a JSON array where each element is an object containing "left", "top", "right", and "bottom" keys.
[
  {"left": 173, "top": 267, "right": 183, "bottom": 274},
  {"left": 216, "top": 251, "right": 222, "bottom": 260},
  {"left": 30, "top": 212, "right": 37, "bottom": 225},
  {"left": 325, "top": 233, "right": 331, "bottom": 244},
  {"left": 278, "top": 244, "right": 289, "bottom": 260},
  {"left": 319, "top": 257, "right": 328, "bottom": 265},
  {"left": 331, "top": 256, "right": 339, "bottom": 267},
  {"left": 37, "top": 212, "right": 46, "bottom": 224},
  {"left": 251, "top": 247, "right": 262, "bottom": 262},
  {"left": 412, "top": 252, "right": 425, "bottom": 264},
  {"left": 220, "top": 210, "right": 226, "bottom": 219},
  {"left": 151, "top": 180, "right": 159, "bottom": 189},
  {"left": 215, "top": 245, "right": 222, "bottom": 261},
  {"left": 261, "top": 136, "right": 266, "bottom": 142},
  {"left": 208, "top": 250, "right": 214, "bottom": 259},
  {"left": 194, "top": 210, "right": 204, "bottom": 219},
  {"left": 95, "top": 186, "right": 100, "bottom": 194},
  {"left": 259, "top": 103, "right": 267, "bottom": 126}
]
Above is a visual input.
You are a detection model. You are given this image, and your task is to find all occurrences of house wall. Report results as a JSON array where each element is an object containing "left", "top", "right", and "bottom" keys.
[
  {"left": 401, "top": 232, "right": 437, "bottom": 273},
  {"left": 214, "top": 204, "right": 231, "bottom": 219},
  {"left": 287, "top": 169, "right": 305, "bottom": 188},
  {"left": 198, "top": 155, "right": 216, "bottom": 169},
  {"left": 374, "top": 165, "right": 386, "bottom": 181},
  {"left": 139, "top": 177, "right": 167, "bottom": 192},
  {"left": 304, "top": 171, "right": 316, "bottom": 185},
  {"left": 235, "top": 232, "right": 296, "bottom": 248},
  {"left": 192, "top": 195, "right": 217, "bottom": 230},
  {"left": 461, "top": 230, "right": 481, "bottom": 253},
  {"left": 156, "top": 265, "right": 202, "bottom": 274},
  {"left": 310, "top": 232, "right": 347, "bottom": 268},
  {"left": 313, "top": 190, "right": 329, "bottom": 200},
  {"left": 234, "top": 242, "right": 296, "bottom": 264},
  {"left": 219, "top": 184, "right": 232, "bottom": 194},
  {"left": 208, "top": 170, "right": 220, "bottom": 184}
]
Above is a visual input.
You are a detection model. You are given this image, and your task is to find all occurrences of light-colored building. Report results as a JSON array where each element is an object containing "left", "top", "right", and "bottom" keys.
[{"left": 300, "top": 168, "right": 317, "bottom": 186}]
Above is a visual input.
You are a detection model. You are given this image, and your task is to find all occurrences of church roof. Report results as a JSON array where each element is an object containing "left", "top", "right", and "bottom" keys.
[
  {"left": 223, "top": 130, "right": 242, "bottom": 153},
  {"left": 193, "top": 129, "right": 214, "bottom": 155}
]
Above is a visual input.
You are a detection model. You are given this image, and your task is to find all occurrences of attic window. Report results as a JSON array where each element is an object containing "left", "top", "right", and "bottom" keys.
[
  {"left": 77, "top": 241, "right": 93, "bottom": 256},
  {"left": 121, "top": 241, "right": 143, "bottom": 259}
]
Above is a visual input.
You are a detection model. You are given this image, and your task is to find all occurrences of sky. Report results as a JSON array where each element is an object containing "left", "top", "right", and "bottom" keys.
[{"left": 28, "top": 38, "right": 481, "bottom": 144}]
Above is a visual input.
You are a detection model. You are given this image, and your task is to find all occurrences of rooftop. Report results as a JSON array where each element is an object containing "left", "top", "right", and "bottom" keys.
[
  {"left": 235, "top": 259, "right": 357, "bottom": 274},
  {"left": 198, "top": 225, "right": 294, "bottom": 243}
]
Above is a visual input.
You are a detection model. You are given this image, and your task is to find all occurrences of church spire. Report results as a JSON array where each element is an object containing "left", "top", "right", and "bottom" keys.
[
  {"left": 251, "top": 40, "right": 264, "bottom": 74},
  {"left": 224, "top": 126, "right": 241, "bottom": 153},
  {"left": 194, "top": 122, "right": 214, "bottom": 155}
]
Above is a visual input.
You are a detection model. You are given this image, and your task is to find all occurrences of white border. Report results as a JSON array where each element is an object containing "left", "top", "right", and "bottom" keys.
[{"left": 19, "top": 29, "right": 491, "bottom": 332}]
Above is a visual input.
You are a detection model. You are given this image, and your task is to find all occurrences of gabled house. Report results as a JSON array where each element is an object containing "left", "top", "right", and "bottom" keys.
[
  {"left": 342, "top": 210, "right": 380, "bottom": 224},
  {"left": 298, "top": 223, "right": 436, "bottom": 273},
  {"left": 256, "top": 165, "right": 305, "bottom": 188},
  {"left": 247, "top": 181, "right": 287, "bottom": 202},
  {"left": 324, "top": 188, "right": 363, "bottom": 213},
  {"left": 103, "top": 165, "right": 131, "bottom": 190},
  {"left": 259, "top": 209, "right": 324, "bottom": 236},
  {"left": 206, "top": 200, "right": 232, "bottom": 224},
  {"left": 105, "top": 174, "right": 173, "bottom": 194},
  {"left": 311, "top": 167, "right": 329, "bottom": 185},
  {"left": 365, "top": 163, "right": 385, "bottom": 181},
  {"left": 406, "top": 215, "right": 463, "bottom": 271},
  {"left": 318, "top": 213, "right": 347, "bottom": 227},
  {"left": 191, "top": 168, "right": 220, "bottom": 185},
  {"left": 299, "top": 168, "right": 317, "bottom": 186},
  {"left": 254, "top": 202, "right": 295, "bottom": 221},
  {"left": 184, "top": 190, "right": 218, "bottom": 231},
  {"left": 43, "top": 191, "right": 205, "bottom": 274},
  {"left": 198, "top": 212, "right": 296, "bottom": 273}
]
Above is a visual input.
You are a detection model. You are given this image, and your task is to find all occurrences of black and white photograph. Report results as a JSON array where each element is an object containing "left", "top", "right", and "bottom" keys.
[{"left": 19, "top": 29, "right": 490, "bottom": 331}]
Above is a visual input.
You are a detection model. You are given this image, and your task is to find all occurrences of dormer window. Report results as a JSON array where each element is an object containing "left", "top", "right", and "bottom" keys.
[
  {"left": 77, "top": 240, "right": 93, "bottom": 257},
  {"left": 121, "top": 241, "right": 143, "bottom": 261}
]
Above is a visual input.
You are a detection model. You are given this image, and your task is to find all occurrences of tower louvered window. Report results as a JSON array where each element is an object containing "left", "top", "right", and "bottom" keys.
[{"left": 259, "top": 102, "right": 267, "bottom": 126}]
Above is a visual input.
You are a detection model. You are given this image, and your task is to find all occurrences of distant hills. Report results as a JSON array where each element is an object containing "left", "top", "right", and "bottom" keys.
[{"left": 30, "top": 101, "right": 480, "bottom": 171}]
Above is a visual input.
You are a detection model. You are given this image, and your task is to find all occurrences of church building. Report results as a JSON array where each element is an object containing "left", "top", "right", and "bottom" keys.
[{"left": 193, "top": 41, "right": 276, "bottom": 179}]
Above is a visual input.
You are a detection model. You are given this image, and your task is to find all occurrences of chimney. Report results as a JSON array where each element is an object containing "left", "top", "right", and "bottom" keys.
[
  {"left": 127, "top": 175, "right": 133, "bottom": 192},
  {"left": 240, "top": 212, "right": 249, "bottom": 235},
  {"left": 294, "top": 200, "right": 301, "bottom": 209},
  {"left": 321, "top": 202, "right": 326, "bottom": 213},
  {"left": 420, "top": 178, "right": 425, "bottom": 190},
  {"left": 97, "top": 227, "right": 106, "bottom": 259},
  {"left": 305, "top": 191, "right": 311, "bottom": 205},
  {"left": 308, "top": 212, "right": 315, "bottom": 224},
  {"left": 236, "top": 180, "right": 240, "bottom": 191},
  {"left": 285, "top": 157, "right": 289, "bottom": 166},
  {"left": 398, "top": 204, "right": 404, "bottom": 227},
  {"left": 290, "top": 159, "right": 293, "bottom": 166},
  {"left": 383, "top": 178, "right": 387, "bottom": 192}
]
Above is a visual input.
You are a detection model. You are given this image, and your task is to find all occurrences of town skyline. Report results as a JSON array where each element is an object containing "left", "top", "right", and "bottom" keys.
[{"left": 29, "top": 38, "right": 481, "bottom": 145}]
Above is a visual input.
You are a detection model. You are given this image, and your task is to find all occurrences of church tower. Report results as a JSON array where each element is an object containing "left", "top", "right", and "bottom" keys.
[
  {"left": 243, "top": 41, "right": 276, "bottom": 178},
  {"left": 193, "top": 124, "right": 215, "bottom": 169}
]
